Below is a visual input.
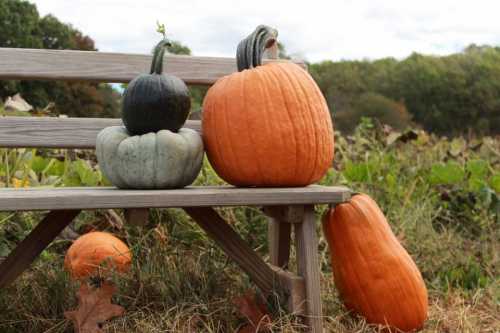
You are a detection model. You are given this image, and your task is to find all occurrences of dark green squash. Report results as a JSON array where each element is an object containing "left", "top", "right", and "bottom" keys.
[{"left": 122, "top": 39, "right": 191, "bottom": 135}]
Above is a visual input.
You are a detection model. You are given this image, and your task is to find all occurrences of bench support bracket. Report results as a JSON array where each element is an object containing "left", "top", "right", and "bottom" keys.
[
  {"left": 184, "top": 207, "right": 280, "bottom": 296},
  {"left": 0, "top": 209, "right": 81, "bottom": 288}
]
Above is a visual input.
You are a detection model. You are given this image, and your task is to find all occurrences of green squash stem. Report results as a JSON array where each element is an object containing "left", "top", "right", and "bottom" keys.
[
  {"left": 150, "top": 39, "right": 172, "bottom": 75},
  {"left": 236, "top": 25, "right": 278, "bottom": 72}
]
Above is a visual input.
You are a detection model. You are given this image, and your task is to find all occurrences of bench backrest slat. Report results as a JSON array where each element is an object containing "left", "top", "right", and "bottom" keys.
[
  {"left": 0, "top": 117, "right": 201, "bottom": 148},
  {"left": 0, "top": 47, "right": 303, "bottom": 149},
  {"left": 0, "top": 48, "right": 305, "bottom": 84}
]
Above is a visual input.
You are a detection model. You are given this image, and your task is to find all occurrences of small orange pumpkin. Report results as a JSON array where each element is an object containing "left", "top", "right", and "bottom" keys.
[
  {"left": 202, "top": 25, "right": 334, "bottom": 187},
  {"left": 65, "top": 231, "right": 132, "bottom": 280},
  {"left": 322, "top": 194, "right": 428, "bottom": 332}
]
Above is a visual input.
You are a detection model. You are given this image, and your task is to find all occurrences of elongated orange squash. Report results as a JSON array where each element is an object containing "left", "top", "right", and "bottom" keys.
[{"left": 322, "top": 194, "right": 428, "bottom": 332}]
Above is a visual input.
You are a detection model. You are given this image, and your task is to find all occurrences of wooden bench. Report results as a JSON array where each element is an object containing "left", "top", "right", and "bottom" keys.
[{"left": 0, "top": 47, "right": 351, "bottom": 332}]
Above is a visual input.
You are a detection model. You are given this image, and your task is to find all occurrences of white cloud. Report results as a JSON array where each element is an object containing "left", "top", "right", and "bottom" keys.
[{"left": 31, "top": 0, "right": 500, "bottom": 62}]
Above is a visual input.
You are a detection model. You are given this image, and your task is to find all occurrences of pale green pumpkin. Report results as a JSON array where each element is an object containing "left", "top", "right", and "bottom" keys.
[{"left": 96, "top": 126, "right": 203, "bottom": 189}]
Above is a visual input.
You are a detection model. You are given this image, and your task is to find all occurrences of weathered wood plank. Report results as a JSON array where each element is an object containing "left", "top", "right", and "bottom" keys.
[
  {"left": 295, "top": 206, "right": 323, "bottom": 332},
  {"left": 268, "top": 221, "right": 291, "bottom": 268},
  {"left": 0, "top": 117, "right": 201, "bottom": 148},
  {"left": 0, "top": 186, "right": 351, "bottom": 211},
  {"left": 263, "top": 205, "right": 305, "bottom": 223},
  {"left": 269, "top": 264, "right": 306, "bottom": 315},
  {"left": 124, "top": 208, "right": 149, "bottom": 227},
  {"left": 0, "top": 210, "right": 80, "bottom": 288},
  {"left": 184, "top": 207, "right": 278, "bottom": 295},
  {"left": 0, "top": 48, "right": 306, "bottom": 84}
]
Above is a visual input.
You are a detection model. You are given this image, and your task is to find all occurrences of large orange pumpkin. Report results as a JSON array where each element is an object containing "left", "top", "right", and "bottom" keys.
[
  {"left": 65, "top": 231, "right": 132, "bottom": 280},
  {"left": 322, "top": 194, "right": 428, "bottom": 332},
  {"left": 202, "top": 25, "right": 334, "bottom": 186}
]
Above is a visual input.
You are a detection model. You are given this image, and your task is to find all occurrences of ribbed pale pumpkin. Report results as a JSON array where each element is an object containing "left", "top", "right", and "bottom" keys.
[
  {"left": 202, "top": 25, "right": 334, "bottom": 186},
  {"left": 96, "top": 126, "right": 203, "bottom": 189},
  {"left": 322, "top": 194, "right": 428, "bottom": 332},
  {"left": 65, "top": 232, "right": 132, "bottom": 280}
]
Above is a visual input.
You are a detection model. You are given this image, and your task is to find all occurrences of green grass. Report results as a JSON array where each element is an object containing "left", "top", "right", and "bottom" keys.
[{"left": 0, "top": 119, "right": 498, "bottom": 332}]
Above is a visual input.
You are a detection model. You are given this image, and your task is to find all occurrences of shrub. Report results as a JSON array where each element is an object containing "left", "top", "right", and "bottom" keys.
[{"left": 335, "top": 92, "right": 412, "bottom": 133}]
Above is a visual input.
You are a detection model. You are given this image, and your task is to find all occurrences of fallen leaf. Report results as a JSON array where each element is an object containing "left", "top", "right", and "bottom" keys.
[
  {"left": 65, "top": 283, "right": 125, "bottom": 333},
  {"left": 233, "top": 290, "right": 272, "bottom": 333}
]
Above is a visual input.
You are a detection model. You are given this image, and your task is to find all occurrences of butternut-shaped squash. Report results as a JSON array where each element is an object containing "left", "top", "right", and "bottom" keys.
[{"left": 322, "top": 194, "right": 428, "bottom": 332}]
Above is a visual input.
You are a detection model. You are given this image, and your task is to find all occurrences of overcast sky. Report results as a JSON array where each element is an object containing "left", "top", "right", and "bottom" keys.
[{"left": 31, "top": 0, "right": 500, "bottom": 63}]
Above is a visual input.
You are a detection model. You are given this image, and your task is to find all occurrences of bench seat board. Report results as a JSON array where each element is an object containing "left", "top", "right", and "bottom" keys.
[{"left": 0, "top": 185, "right": 351, "bottom": 211}]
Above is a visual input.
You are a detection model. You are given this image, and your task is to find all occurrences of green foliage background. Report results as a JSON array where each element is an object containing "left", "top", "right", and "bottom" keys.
[
  {"left": 0, "top": 121, "right": 498, "bottom": 332},
  {"left": 0, "top": 0, "right": 120, "bottom": 118},
  {"left": 310, "top": 46, "right": 500, "bottom": 135}
]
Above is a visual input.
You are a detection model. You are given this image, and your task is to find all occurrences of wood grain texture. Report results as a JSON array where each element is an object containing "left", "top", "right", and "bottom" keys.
[
  {"left": 269, "top": 264, "right": 306, "bottom": 315},
  {"left": 0, "top": 48, "right": 306, "bottom": 84},
  {"left": 184, "top": 207, "right": 278, "bottom": 295},
  {"left": 124, "top": 208, "right": 149, "bottom": 227},
  {"left": 0, "top": 210, "right": 80, "bottom": 288},
  {"left": 268, "top": 220, "right": 291, "bottom": 269},
  {"left": 263, "top": 205, "right": 305, "bottom": 223},
  {"left": 0, "top": 186, "right": 351, "bottom": 211},
  {"left": 295, "top": 206, "right": 323, "bottom": 332},
  {"left": 0, "top": 117, "right": 201, "bottom": 148}
]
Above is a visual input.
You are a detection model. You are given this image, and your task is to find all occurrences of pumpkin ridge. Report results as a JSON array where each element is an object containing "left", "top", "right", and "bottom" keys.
[
  {"left": 201, "top": 84, "right": 219, "bottom": 176},
  {"left": 330, "top": 204, "right": 374, "bottom": 318},
  {"left": 263, "top": 64, "right": 300, "bottom": 184},
  {"left": 204, "top": 81, "right": 229, "bottom": 182},
  {"left": 351, "top": 196, "right": 406, "bottom": 321},
  {"left": 340, "top": 204, "right": 382, "bottom": 320},
  {"left": 277, "top": 63, "right": 317, "bottom": 184},
  {"left": 268, "top": 64, "right": 309, "bottom": 184},
  {"left": 286, "top": 65, "right": 319, "bottom": 183},
  {"left": 242, "top": 69, "right": 269, "bottom": 185},
  {"left": 254, "top": 67, "right": 283, "bottom": 184},
  {"left": 211, "top": 77, "right": 237, "bottom": 183},
  {"left": 292, "top": 64, "right": 324, "bottom": 184},
  {"left": 106, "top": 128, "right": 128, "bottom": 188},
  {"left": 224, "top": 73, "right": 250, "bottom": 184},
  {"left": 153, "top": 130, "right": 159, "bottom": 187},
  {"left": 299, "top": 66, "right": 334, "bottom": 182},
  {"left": 179, "top": 129, "right": 198, "bottom": 186}
]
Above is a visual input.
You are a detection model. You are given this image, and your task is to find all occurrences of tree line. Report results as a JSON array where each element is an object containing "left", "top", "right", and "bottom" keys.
[
  {"left": 310, "top": 46, "right": 500, "bottom": 135},
  {"left": 1, "top": 0, "right": 499, "bottom": 135},
  {"left": 0, "top": 0, "right": 121, "bottom": 117}
]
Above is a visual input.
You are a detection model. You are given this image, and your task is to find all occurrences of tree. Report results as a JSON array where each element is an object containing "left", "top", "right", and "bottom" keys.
[
  {"left": 167, "top": 40, "right": 191, "bottom": 55},
  {"left": 310, "top": 46, "right": 500, "bottom": 135},
  {"left": 0, "top": 0, "right": 119, "bottom": 118}
]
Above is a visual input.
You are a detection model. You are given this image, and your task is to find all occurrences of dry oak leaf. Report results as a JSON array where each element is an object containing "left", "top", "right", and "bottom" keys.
[
  {"left": 65, "top": 283, "right": 125, "bottom": 333},
  {"left": 233, "top": 290, "right": 272, "bottom": 333}
]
